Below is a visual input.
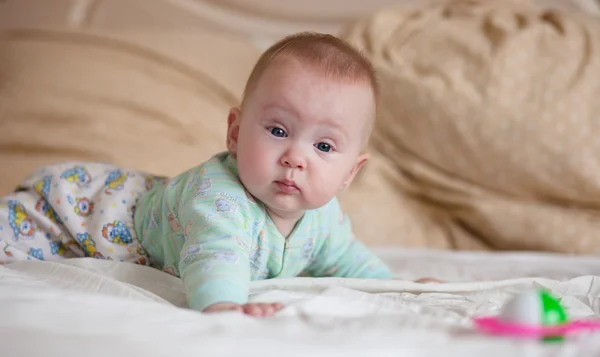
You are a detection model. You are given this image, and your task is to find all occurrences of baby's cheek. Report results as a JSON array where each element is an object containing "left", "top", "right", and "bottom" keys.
[
  {"left": 307, "top": 173, "right": 339, "bottom": 207},
  {"left": 239, "top": 153, "right": 271, "bottom": 187}
]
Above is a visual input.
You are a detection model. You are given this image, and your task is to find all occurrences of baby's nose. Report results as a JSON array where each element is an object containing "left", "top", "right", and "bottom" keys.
[{"left": 281, "top": 151, "right": 306, "bottom": 170}]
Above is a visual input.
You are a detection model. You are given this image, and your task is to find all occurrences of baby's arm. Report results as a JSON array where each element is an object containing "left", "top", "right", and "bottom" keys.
[
  {"left": 303, "top": 199, "right": 393, "bottom": 279},
  {"left": 173, "top": 174, "right": 262, "bottom": 312},
  {"left": 178, "top": 198, "right": 285, "bottom": 316},
  {"left": 177, "top": 200, "right": 251, "bottom": 312}
]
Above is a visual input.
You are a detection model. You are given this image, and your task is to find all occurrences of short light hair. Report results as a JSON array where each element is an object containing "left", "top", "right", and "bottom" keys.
[{"left": 241, "top": 32, "right": 379, "bottom": 112}]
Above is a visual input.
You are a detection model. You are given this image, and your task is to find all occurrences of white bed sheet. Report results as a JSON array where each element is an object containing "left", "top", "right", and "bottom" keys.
[{"left": 1, "top": 248, "right": 600, "bottom": 357}]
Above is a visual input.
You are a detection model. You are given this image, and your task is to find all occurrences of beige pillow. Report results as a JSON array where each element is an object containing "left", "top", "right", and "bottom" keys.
[
  {"left": 0, "top": 28, "right": 261, "bottom": 195},
  {"left": 342, "top": 0, "right": 600, "bottom": 253}
]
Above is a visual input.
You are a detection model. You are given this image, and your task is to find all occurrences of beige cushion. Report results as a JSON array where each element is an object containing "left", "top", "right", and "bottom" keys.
[
  {"left": 0, "top": 26, "right": 442, "bottom": 249},
  {"left": 0, "top": 28, "right": 261, "bottom": 194},
  {"left": 0, "top": 0, "right": 435, "bottom": 48},
  {"left": 341, "top": 0, "right": 600, "bottom": 253}
]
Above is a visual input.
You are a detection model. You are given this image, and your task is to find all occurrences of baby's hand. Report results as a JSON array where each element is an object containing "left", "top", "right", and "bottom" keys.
[
  {"left": 414, "top": 277, "right": 444, "bottom": 283},
  {"left": 203, "top": 302, "right": 284, "bottom": 317},
  {"left": 241, "top": 302, "right": 284, "bottom": 317}
]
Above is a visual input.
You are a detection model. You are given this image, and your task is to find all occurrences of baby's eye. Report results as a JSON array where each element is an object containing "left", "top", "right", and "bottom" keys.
[
  {"left": 269, "top": 127, "right": 287, "bottom": 138},
  {"left": 315, "top": 142, "right": 332, "bottom": 152}
]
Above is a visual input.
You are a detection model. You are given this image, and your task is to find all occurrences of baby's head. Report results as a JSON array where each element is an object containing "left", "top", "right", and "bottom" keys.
[{"left": 226, "top": 32, "right": 378, "bottom": 220}]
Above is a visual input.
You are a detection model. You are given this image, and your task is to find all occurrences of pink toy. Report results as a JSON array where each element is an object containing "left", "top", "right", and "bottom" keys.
[{"left": 473, "top": 290, "right": 600, "bottom": 340}]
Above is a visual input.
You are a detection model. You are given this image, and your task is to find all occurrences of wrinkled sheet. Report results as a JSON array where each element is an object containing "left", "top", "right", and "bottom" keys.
[{"left": 1, "top": 248, "right": 600, "bottom": 356}]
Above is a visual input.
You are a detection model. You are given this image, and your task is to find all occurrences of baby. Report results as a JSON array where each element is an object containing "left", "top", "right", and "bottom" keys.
[
  {"left": 0, "top": 32, "right": 437, "bottom": 317},
  {"left": 135, "top": 32, "right": 391, "bottom": 316}
]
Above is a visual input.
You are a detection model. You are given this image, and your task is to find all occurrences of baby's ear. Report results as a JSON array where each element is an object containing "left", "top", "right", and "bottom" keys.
[
  {"left": 340, "top": 153, "right": 369, "bottom": 190},
  {"left": 226, "top": 107, "right": 241, "bottom": 155}
]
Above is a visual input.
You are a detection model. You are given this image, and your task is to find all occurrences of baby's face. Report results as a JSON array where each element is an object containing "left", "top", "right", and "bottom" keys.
[{"left": 229, "top": 59, "right": 374, "bottom": 219}]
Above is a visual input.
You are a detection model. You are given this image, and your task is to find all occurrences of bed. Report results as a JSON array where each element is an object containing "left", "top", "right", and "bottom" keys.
[
  {"left": 2, "top": 249, "right": 600, "bottom": 356},
  {"left": 2, "top": 0, "right": 600, "bottom": 355}
]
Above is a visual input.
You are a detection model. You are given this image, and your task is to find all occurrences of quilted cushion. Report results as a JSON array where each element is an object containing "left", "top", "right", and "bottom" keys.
[{"left": 341, "top": 0, "right": 600, "bottom": 253}]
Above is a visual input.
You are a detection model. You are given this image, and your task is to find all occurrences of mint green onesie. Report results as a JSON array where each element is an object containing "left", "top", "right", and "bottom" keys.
[{"left": 134, "top": 152, "right": 393, "bottom": 311}]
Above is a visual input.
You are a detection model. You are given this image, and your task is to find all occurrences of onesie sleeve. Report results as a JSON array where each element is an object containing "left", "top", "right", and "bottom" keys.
[
  {"left": 176, "top": 174, "right": 254, "bottom": 312},
  {"left": 304, "top": 199, "right": 394, "bottom": 279}
]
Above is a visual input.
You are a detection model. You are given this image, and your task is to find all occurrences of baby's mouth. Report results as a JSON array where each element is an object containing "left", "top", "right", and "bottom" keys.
[{"left": 274, "top": 179, "right": 299, "bottom": 194}]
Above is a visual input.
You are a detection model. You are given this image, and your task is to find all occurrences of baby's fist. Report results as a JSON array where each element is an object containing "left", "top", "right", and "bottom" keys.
[
  {"left": 203, "top": 302, "right": 284, "bottom": 317},
  {"left": 414, "top": 277, "right": 444, "bottom": 283},
  {"left": 241, "top": 302, "right": 284, "bottom": 317}
]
